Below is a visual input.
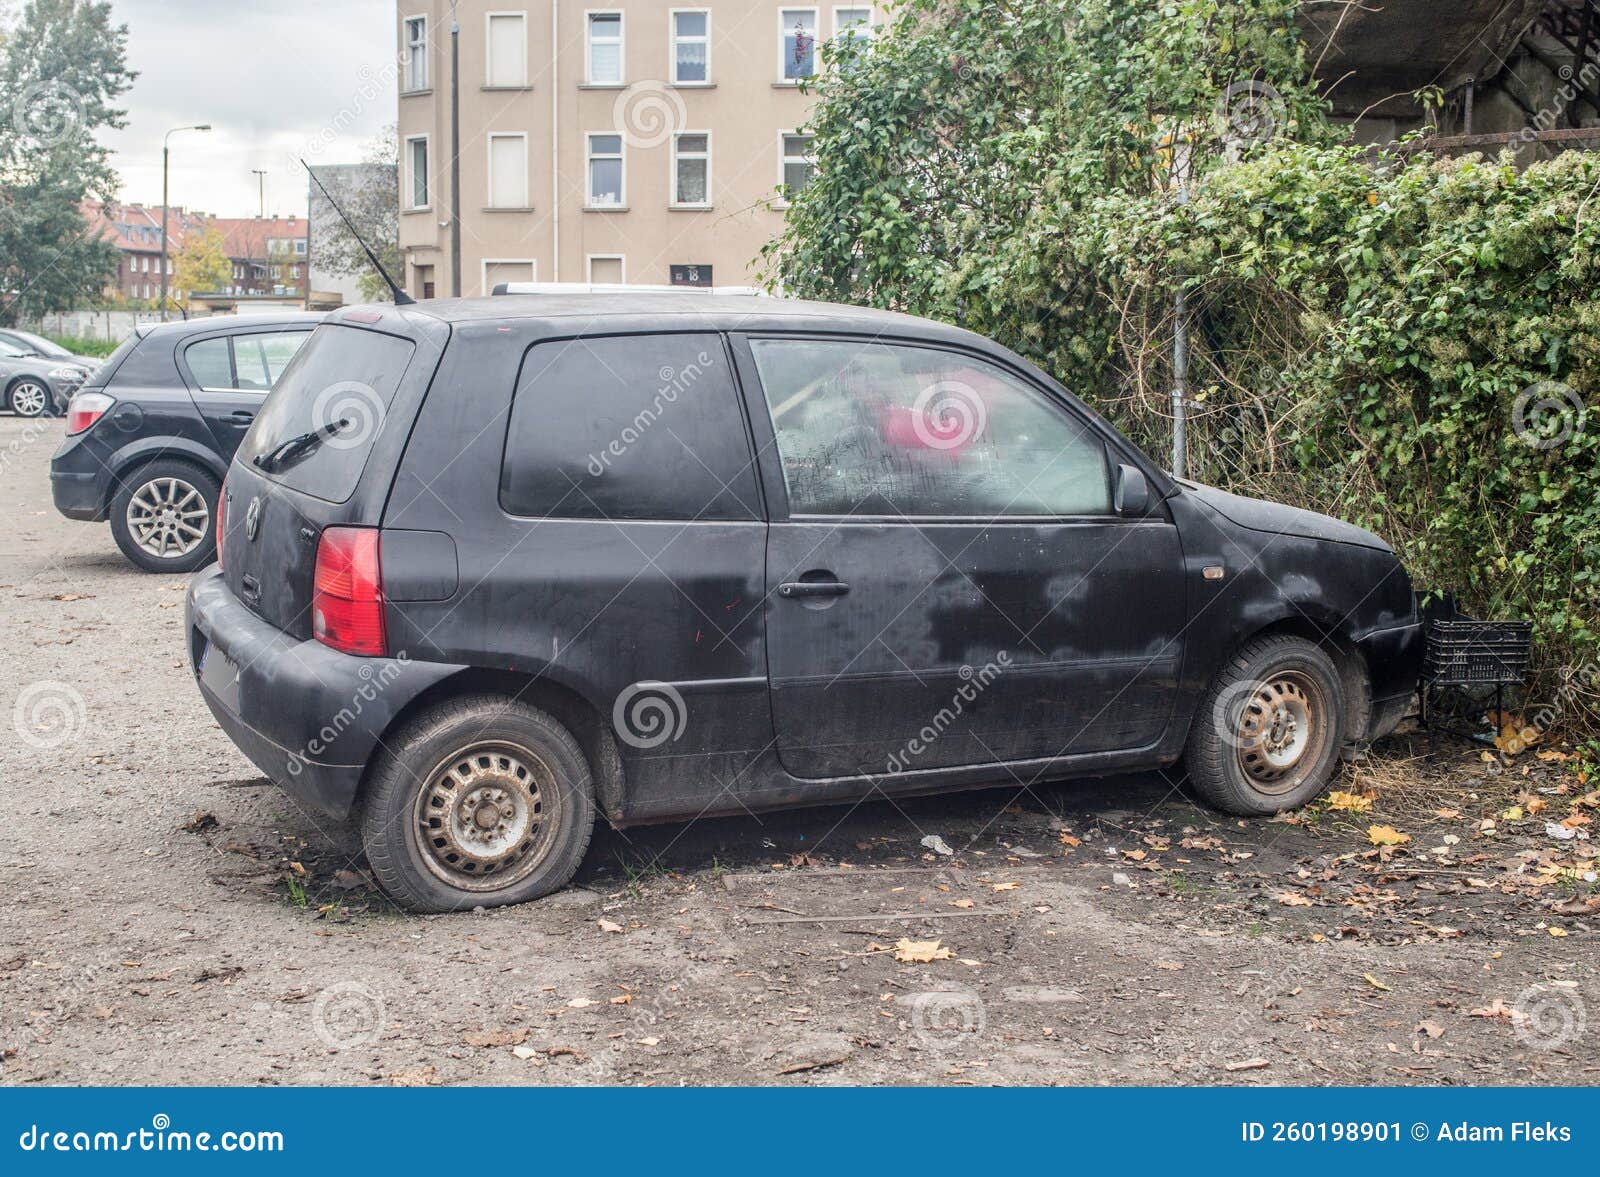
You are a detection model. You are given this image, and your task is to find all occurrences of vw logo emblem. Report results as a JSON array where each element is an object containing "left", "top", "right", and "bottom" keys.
[{"left": 244, "top": 496, "right": 262, "bottom": 542}]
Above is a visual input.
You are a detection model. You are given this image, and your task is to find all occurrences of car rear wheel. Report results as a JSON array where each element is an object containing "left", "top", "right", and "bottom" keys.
[
  {"left": 7, "top": 379, "right": 50, "bottom": 418},
  {"left": 109, "top": 460, "right": 219, "bottom": 574},
  {"left": 1183, "top": 635, "right": 1347, "bottom": 815},
  {"left": 360, "top": 695, "right": 596, "bottom": 913}
]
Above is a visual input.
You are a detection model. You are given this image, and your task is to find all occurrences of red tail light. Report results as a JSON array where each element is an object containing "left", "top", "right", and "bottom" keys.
[
  {"left": 312, "top": 527, "right": 387, "bottom": 656},
  {"left": 216, "top": 478, "right": 227, "bottom": 571},
  {"left": 67, "top": 392, "right": 114, "bottom": 435}
]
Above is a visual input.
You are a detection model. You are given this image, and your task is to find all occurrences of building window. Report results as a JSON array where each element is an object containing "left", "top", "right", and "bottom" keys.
[
  {"left": 483, "top": 259, "right": 535, "bottom": 294},
  {"left": 670, "top": 264, "right": 712, "bottom": 287},
  {"left": 587, "top": 255, "right": 625, "bottom": 284},
  {"left": 406, "top": 134, "right": 430, "bottom": 209},
  {"left": 486, "top": 12, "right": 527, "bottom": 87},
  {"left": 586, "top": 133, "right": 624, "bottom": 206},
  {"left": 671, "top": 132, "right": 710, "bottom": 206},
  {"left": 671, "top": 10, "right": 709, "bottom": 84},
  {"left": 779, "top": 9, "right": 817, "bottom": 81},
  {"left": 294, "top": 240, "right": 307, "bottom": 255},
  {"left": 778, "top": 132, "right": 815, "bottom": 202},
  {"left": 487, "top": 133, "right": 529, "bottom": 208},
  {"left": 833, "top": 6, "right": 871, "bottom": 47},
  {"left": 403, "top": 15, "right": 428, "bottom": 90},
  {"left": 587, "top": 12, "right": 623, "bottom": 84}
]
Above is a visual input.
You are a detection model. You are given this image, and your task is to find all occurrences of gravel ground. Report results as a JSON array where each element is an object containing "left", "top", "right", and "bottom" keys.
[{"left": 1, "top": 415, "right": 1595, "bottom": 1087}]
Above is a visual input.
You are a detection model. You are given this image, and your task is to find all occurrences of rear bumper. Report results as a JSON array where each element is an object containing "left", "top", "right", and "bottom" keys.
[
  {"left": 50, "top": 469, "right": 105, "bottom": 521},
  {"left": 185, "top": 567, "right": 461, "bottom": 820}
]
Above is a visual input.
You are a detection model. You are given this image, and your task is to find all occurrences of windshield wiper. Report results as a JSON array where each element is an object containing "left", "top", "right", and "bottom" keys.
[{"left": 252, "top": 418, "right": 348, "bottom": 473}]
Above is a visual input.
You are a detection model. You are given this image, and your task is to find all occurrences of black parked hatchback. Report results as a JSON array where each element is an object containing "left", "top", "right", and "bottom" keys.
[
  {"left": 51, "top": 313, "right": 322, "bottom": 572},
  {"left": 186, "top": 295, "right": 1422, "bottom": 912}
]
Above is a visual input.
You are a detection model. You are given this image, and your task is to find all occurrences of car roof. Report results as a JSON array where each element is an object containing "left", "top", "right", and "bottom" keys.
[
  {"left": 135, "top": 311, "right": 326, "bottom": 341},
  {"left": 355, "top": 293, "right": 978, "bottom": 344}
]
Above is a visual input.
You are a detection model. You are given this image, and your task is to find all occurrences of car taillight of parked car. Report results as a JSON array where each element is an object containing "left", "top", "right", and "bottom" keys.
[
  {"left": 312, "top": 527, "right": 387, "bottom": 656},
  {"left": 65, "top": 392, "right": 114, "bottom": 436}
]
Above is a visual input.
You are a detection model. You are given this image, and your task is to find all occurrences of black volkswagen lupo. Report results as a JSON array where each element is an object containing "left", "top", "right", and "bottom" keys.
[{"left": 186, "top": 294, "right": 1421, "bottom": 912}]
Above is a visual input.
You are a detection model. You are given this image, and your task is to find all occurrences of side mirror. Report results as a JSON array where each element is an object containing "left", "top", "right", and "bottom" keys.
[{"left": 1114, "top": 463, "right": 1149, "bottom": 516}]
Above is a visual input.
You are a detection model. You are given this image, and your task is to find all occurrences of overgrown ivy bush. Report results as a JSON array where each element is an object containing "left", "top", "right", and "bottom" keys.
[{"left": 765, "top": 0, "right": 1600, "bottom": 731}]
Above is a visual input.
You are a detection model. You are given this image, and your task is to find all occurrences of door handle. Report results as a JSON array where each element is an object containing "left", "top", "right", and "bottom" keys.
[
  {"left": 228, "top": 410, "right": 256, "bottom": 422},
  {"left": 778, "top": 580, "right": 850, "bottom": 599}
]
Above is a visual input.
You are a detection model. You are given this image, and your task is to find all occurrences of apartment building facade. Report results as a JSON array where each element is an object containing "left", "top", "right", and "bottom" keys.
[{"left": 395, "top": 1, "right": 873, "bottom": 296}]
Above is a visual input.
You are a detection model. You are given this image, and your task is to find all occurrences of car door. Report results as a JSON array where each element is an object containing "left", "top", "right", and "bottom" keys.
[
  {"left": 738, "top": 334, "right": 1186, "bottom": 780},
  {"left": 181, "top": 329, "right": 312, "bottom": 456}
]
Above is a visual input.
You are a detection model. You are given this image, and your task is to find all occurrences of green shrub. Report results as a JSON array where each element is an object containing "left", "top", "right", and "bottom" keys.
[{"left": 44, "top": 334, "right": 124, "bottom": 358}]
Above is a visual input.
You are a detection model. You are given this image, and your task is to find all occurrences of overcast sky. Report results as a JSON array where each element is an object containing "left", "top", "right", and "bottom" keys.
[{"left": 103, "top": 0, "right": 396, "bottom": 219}]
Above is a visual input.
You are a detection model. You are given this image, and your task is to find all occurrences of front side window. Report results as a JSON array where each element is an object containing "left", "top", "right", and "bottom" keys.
[
  {"left": 780, "top": 9, "right": 817, "bottom": 80},
  {"left": 779, "top": 132, "right": 815, "bottom": 201},
  {"left": 500, "top": 333, "right": 758, "bottom": 521},
  {"left": 587, "top": 12, "right": 623, "bottom": 83},
  {"left": 749, "top": 338, "right": 1113, "bottom": 518},
  {"left": 672, "top": 132, "right": 710, "bottom": 206},
  {"left": 672, "top": 10, "right": 709, "bottom": 83},
  {"left": 403, "top": 16, "right": 428, "bottom": 90},
  {"left": 587, "top": 134, "right": 624, "bottom": 206},
  {"left": 407, "top": 136, "right": 429, "bottom": 208},
  {"left": 486, "top": 12, "right": 527, "bottom": 86}
]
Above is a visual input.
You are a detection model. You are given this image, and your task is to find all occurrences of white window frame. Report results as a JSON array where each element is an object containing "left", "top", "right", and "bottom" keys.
[
  {"left": 402, "top": 14, "right": 428, "bottom": 91},
  {"left": 585, "top": 10, "right": 624, "bottom": 85},
  {"left": 484, "top": 11, "right": 529, "bottom": 88},
  {"left": 485, "top": 132, "right": 530, "bottom": 209},
  {"left": 404, "top": 133, "right": 431, "bottom": 210},
  {"left": 586, "top": 254, "right": 627, "bottom": 284},
  {"left": 776, "top": 7, "right": 819, "bottom": 83},
  {"left": 586, "top": 132, "right": 626, "bottom": 208},
  {"left": 832, "top": 5, "right": 872, "bottom": 44},
  {"left": 669, "top": 8, "right": 711, "bottom": 85},
  {"left": 670, "top": 130, "right": 712, "bottom": 208},
  {"left": 776, "top": 130, "right": 815, "bottom": 207},
  {"left": 481, "top": 258, "right": 538, "bottom": 296}
]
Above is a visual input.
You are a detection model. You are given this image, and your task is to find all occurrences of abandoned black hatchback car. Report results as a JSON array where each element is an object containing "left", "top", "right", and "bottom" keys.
[{"left": 186, "top": 293, "right": 1422, "bottom": 912}]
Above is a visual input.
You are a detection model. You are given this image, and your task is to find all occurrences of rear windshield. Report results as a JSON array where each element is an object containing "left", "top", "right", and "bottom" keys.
[{"left": 237, "top": 324, "right": 416, "bottom": 503}]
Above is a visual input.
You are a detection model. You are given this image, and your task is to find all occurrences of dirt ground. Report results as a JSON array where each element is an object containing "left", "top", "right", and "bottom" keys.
[{"left": 1, "top": 414, "right": 1596, "bottom": 1087}]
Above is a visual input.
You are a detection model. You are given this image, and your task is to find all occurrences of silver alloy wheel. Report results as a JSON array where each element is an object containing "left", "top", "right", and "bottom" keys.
[
  {"left": 412, "top": 741, "right": 561, "bottom": 892},
  {"left": 1233, "top": 671, "right": 1327, "bottom": 793},
  {"left": 9, "top": 380, "right": 48, "bottom": 417},
  {"left": 125, "top": 476, "right": 210, "bottom": 559}
]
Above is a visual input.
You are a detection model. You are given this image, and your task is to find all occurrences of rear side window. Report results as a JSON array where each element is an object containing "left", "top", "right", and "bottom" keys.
[
  {"left": 500, "top": 333, "right": 759, "bottom": 521},
  {"left": 238, "top": 325, "right": 416, "bottom": 503}
]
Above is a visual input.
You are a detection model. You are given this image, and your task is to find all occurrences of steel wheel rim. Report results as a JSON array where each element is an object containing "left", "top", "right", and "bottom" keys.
[
  {"left": 411, "top": 740, "right": 562, "bottom": 892},
  {"left": 11, "top": 382, "right": 47, "bottom": 417},
  {"left": 1233, "top": 671, "right": 1327, "bottom": 793},
  {"left": 126, "top": 476, "right": 210, "bottom": 558}
]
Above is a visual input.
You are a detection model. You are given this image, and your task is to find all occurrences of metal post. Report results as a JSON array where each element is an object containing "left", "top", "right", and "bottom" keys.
[
  {"left": 1463, "top": 76, "right": 1475, "bottom": 135},
  {"left": 160, "top": 144, "right": 170, "bottom": 320},
  {"left": 450, "top": 1, "right": 462, "bottom": 298},
  {"left": 1172, "top": 284, "right": 1188, "bottom": 479}
]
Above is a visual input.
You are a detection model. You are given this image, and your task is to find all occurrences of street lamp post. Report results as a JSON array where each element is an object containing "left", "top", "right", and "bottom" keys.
[{"left": 160, "top": 123, "right": 212, "bottom": 320}]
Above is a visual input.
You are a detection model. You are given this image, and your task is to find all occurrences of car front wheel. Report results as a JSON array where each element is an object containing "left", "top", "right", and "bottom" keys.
[
  {"left": 360, "top": 695, "right": 596, "bottom": 913},
  {"left": 109, "top": 460, "right": 219, "bottom": 573},
  {"left": 1183, "top": 635, "right": 1347, "bottom": 815},
  {"left": 7, "top": 379, "right": 50, "bottom": 418}
]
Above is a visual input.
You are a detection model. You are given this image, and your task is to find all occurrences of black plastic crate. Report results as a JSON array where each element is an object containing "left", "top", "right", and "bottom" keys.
[{"left": 1422, "top": 619, "right": 1533, "bottom": 687}]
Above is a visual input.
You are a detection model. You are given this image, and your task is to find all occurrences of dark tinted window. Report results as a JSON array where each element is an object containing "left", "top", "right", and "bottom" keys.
[
  {"left": 750, "top": 338, "right": 1111, "bottom": 517},
  {"left": 238, "top": 325, "right": 416, "bottom": 503},
  {"left": 500, "top": 333, "right": 758, "bottom": 520}
]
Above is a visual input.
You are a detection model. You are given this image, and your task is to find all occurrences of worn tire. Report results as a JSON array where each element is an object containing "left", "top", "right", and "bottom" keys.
[
  {"left": 1183, "top": 635, "right": 1347, "bottom": 816},
  {"left": 108, "top": 459, "right": 219, "bottom": 574},
  {"left": 360, "top": 695, "right": 596, "bottom": 913}
]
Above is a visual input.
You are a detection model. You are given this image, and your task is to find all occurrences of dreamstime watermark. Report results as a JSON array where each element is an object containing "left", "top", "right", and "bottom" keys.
[
  {"left": 906, "top": 986, "right": 986, "bottom": 1052},
  {"left": 312, "top": 980, "right": 386, "bottom": 1050},
  {"left": 285, "top": 655, "right": 410, "bottom": 777},
  {"left": 612, "top": 80, "right": 688, "bottom": 150},
  {"left": 16, "top": 1114, "right": 284, "bottom": 1154},
  {"left": 11, "top": 79, "right": 84, "bottom": 147},
  {"left": 1218, "top": 79, "right": 1286, "bottom": 162},
  {"left": 612, "top": 681, "right": 688, "bottom": 750},
  {"left": 12, "top": 681, "right": 88, "bottom": 750},
  {"left": 1512, "top": 381, "right": 1586, "bottom": 451},
  {"left": 0, "top": 417, "right": 51, "bottom": 474},
  {"left": 586, "top": 354, "right": 713, "bottom": 476},
  {"left": 1515, "top": 659, "right": 1600, "bottom": 753},
  {"left": 305, "top": 59, "right": 399, "bottom": 157},
  {"left": 885, "top": 653, "right": 1012, "bottom": 773},
  {"left": 309, "top": 380, "right": 387, "bottom": 451},
  {"left": 1513, "top": 983, "right": 1586, "bottom": 1051},
  {"left": 912, "top": 380, "right": 987, "bottom": 451},
  {"left": 1515, "top": 59, "right": 1600, "bottom": 148}
]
